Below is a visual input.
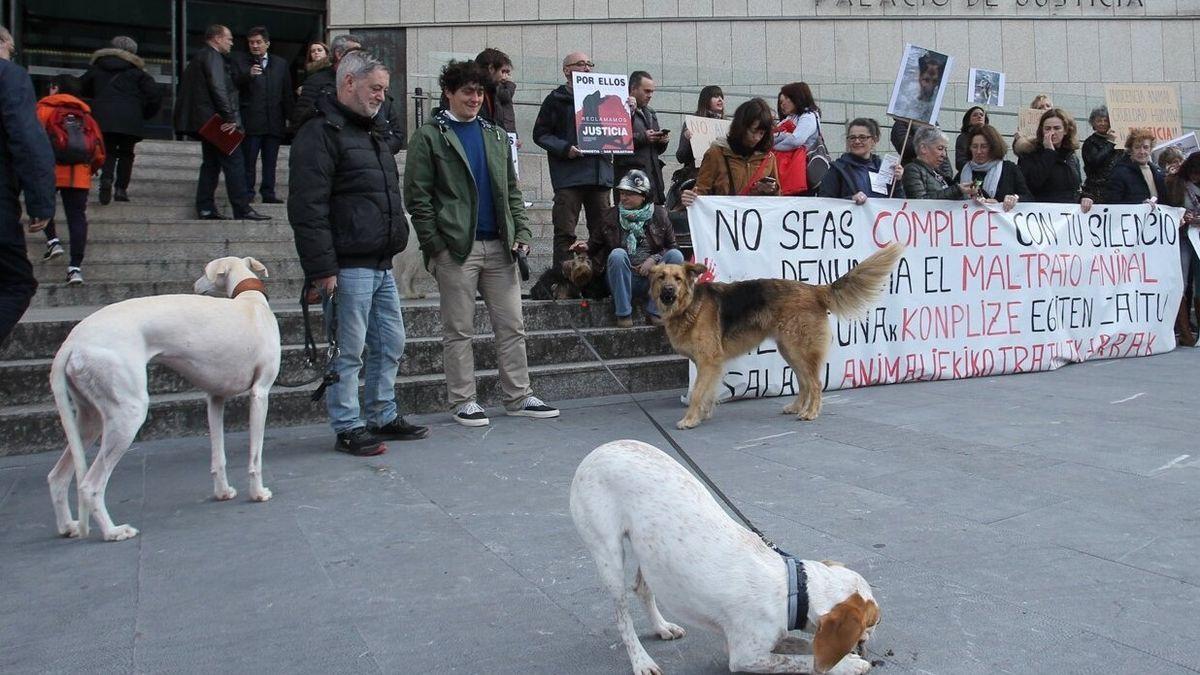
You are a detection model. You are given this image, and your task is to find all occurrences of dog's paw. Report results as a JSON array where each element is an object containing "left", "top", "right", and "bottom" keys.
[
  {"left": 250, "top": 486, "right": 273, "bottom": 502},
  {"left": 782, "top": 401, "right": 801, "bottom": 415},
  {"left": 214, "top": 486, "right": 238, "bottom": 501},
  {"left": 632, "top": 656, "right": 664, "bottom": 675},
  {"left": 828, "top": 654, "right": 872, "bottom": 675},
  {"left": 675, "top": 417, "right": 700, "bottom": 430},
  {"left": 655, "top": 622, "right": 686, "bottom": 640},
  {"left": 104, "top": 524, "right": 139, "bottom": 542},
  {"left": 58, "top": 520, "right": 82, "bottom": 538}
]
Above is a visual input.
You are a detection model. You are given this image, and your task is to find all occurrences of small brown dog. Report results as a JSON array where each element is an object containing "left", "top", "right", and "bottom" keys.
[
  {"left": 650, "top": 243, "right": 904, "bottom": 429},
  {"left": 530, "top": 251, "right": 602, "bottom": 300}
]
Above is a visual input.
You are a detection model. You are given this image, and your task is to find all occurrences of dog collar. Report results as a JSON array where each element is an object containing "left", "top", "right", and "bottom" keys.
[
  {"left": 231, "top": 278, "right": 268, "bottom": 300},
  {"left": 784, "top": 554, "right": 809, "bottom": 631}
]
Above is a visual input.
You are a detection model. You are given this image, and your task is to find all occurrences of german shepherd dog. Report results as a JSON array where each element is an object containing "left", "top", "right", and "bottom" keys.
[{"left": 650, "top": 244, "right": 904, "bottom": 429}]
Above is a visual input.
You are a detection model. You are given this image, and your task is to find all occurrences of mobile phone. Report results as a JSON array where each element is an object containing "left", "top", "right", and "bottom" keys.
[{"left": 659, "top": 128, "right": 670, "bottom": 135}]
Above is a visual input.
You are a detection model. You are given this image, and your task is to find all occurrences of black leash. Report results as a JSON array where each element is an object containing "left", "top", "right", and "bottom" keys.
[
  {"left": 275, "top": 284, "right": 341, "bottom": 401},
  {"left": 558, "top": 299, "right": 778, "bottom": 551}
]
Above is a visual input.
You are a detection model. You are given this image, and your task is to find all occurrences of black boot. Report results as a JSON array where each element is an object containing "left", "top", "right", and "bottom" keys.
[
  {"left": 98, "top": 180, "right": 112, "bottom": 205},
  {"left": 113, "top": 188, "right": 129, "bottom": 202}
]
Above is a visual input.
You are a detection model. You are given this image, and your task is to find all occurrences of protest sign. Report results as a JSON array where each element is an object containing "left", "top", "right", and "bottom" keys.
[
  {"left": 507, "top": 132, "right": 519, "bottom": 179},
  {"left": 1151, "top": 131, "right": 1198, "bottom": 165},
  {"left": 871, "top": 154, "right": 901, "bottom": 195},
  {"left": 685, "top": 115, "right": 733, "bottom": 161},
  {"left": 967, "top": 68, "right": 1004, "bottom": 107},
  {"left": 686, "top": 196, "right": 1184, "bottom": 401},
  {"left": 1018, "top": 108, "right": 1043, "bottom": 139},
  {"left": 887, "top": 44, "right": 953, "bottom": 125},
  {"left": 1105, "top": 84, "right": 1182, "bottom": 147},
  {"left": 572, "top": 71, "right": 633, "bottom": 154}
]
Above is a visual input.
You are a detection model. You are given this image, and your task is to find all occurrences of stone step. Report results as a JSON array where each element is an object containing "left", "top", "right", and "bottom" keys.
[
  {"left": 0, "top": 354, "right": 688, "bottom": 456},
  {"left": 0, "top": 324, "right": 671, "bottom": 407},
  {"left": 7, "top": 298, "right": 630, "bottom": 360},
  {"left": 48, "top": 201, "right": 290, "bottom": 223}
]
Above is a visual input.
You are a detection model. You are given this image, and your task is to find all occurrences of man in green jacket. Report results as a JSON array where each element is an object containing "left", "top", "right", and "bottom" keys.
[{"left": 404, "top": 60, "right": 559, "bottom": 427}]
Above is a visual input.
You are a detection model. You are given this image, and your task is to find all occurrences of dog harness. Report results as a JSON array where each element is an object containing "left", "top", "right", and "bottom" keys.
[{"left": 782, "top": 553, "right": 809, "bottom": 631}]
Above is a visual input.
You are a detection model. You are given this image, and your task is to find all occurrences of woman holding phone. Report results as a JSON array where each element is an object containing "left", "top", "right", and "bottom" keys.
[{"left": 680, "top": 98, "right": 780, "bottom": 207}]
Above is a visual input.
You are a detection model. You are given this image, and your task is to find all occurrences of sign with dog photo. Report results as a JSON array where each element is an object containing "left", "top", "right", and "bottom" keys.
[
  {"left": 686, "top": 196, "right": 1184, "bottom": 402},
  {"left": 572, "top": 71, "right": 634, "bottom": 154}
]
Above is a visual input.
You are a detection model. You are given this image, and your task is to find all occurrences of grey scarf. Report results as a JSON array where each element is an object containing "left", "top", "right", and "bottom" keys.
[{"left": 959, "top": 159, "right": 1003, "bottom": 200}]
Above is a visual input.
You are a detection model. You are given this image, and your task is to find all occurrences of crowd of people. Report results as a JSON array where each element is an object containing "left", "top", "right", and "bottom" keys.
[{"left": 3, "top": 25, "right": 1199, "bottom": 455}]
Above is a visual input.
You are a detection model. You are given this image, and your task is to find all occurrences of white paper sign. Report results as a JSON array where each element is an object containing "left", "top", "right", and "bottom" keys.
[
  {"left": 684, "top": 115, "right": 733, "bottom": 162},
  {"left": 686, "top": 196, "right": 1184, "bottom": 401},
  {"left": 870, "top": 154, "right": 901, "bottom": 195},
  {"left": 1151, "top": 131, "right": 1199, "bottom": 165},
  {"left": 507, "top": 132, "right": 519, "bottom": 179}
]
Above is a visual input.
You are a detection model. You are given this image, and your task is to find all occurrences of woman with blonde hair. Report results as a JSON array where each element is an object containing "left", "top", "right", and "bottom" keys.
[{"left": 1013, "top": 93, "right": 1054, "bottom": 156}]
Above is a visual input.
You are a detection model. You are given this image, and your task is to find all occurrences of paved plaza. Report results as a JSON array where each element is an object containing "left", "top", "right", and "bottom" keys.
[{"left": 2, "top": 350, "right": 1199, "bottom": 674}]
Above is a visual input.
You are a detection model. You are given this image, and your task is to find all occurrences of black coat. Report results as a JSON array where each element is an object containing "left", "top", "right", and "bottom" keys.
[
  {"left": 80, "top": 48, "right": 162, "bottom": 139},
  {"left": 0, "top": 59, "right": 57, "bottom": 234},
  {"left": 1018, "top": 148, "right": 1082, "bottom": 203},
  {"left": 1081, "top": 132, "right": 1121, "bottom": 199},
  {"left": 532, "top": 84, "right": 614, "bottom": 190},
  {"left": 173, "top": 45, "right": 239, "bottom": 133},
  {"left": 290, "top": 64, "right": 404, "bottom": 153},
  {"left": 234, "top": 52, "right": 294, "bottom": 137},
  {"left": 614, "top": 105, "right": 668, "bottom": 204},
  {"left": 288, "top": 93, "right": 409, "bottom": 280},
  {"left": 1104, "top": 156, "right": 1167, "bottom": 204}
]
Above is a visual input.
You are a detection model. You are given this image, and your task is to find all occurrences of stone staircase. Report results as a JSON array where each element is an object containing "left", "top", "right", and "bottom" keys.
[{"left": 3, "top": 140, "right": 687, "bottom": 456}]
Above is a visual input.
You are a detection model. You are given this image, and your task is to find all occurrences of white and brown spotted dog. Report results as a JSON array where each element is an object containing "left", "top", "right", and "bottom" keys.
[{"left": 570, "top": 440, "right": 881, "bottom": 674}]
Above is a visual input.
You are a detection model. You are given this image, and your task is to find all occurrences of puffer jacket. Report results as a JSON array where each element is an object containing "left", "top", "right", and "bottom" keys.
[
  {"left": 36, "top": 94, "right": 106, "bottom": 189},
  {"left": 404, "top": 109, "right": 532, "bottom": 265},
  {"left": 902, "top": 159, "right": 963, "bottom": 200},
  {"left": 288, "top": 93, "right": 409, "bottom": 280},
  {"left": 0, "top": 59, "right": 56, "bottom": 232},
  {"left": 173, "top": 44, "right": 239, "bottom": 133},
  {"left": 80, "top": 48, "right": 162, "bottom": 138},
  {"left": 1104, "top": 156, "right": 1167, "bottom": 204},
  {"left": 532, "top": 84, "right": 614, "bottom": 190},
  {"left": 586, "top": 204, "right": 676, "bottom": 275},
  {"left": 694, "top": 137, "right": 779, "bottom": 196}
]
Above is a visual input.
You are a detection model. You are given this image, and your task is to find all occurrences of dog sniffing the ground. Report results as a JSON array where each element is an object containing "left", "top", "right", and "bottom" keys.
[
  {"left": 650, "top": 243, "right": 904, "bottom": 429},
  {"left": 47, "top": 256, "right": 280, "bottom": 541},
  {"left": 571, "top": 440, "right": 881, "bottom": 674}
]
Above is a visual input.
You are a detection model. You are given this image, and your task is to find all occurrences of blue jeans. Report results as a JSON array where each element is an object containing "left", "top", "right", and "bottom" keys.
[
  {"left": 607, "top": 248, "right": 684, "bottom": 318},
  {"left": 322, "top": 268, "right": 406, "bottom": 433}
]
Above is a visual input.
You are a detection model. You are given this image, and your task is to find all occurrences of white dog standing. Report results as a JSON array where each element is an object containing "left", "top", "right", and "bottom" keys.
[
  {"left": 570, "top": 440, "right": 881, "bottom": 675},
  {"left": 47, "top": 256, "right": 281, "bottom": 541}
]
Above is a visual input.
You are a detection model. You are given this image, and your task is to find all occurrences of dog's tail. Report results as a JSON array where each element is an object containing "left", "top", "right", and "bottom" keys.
[
  {"left": 824, "top": 243, "right": 905, "bottom": 319},
  {"left": 49, "top": 348, "right": 90, "bottom": 537}
]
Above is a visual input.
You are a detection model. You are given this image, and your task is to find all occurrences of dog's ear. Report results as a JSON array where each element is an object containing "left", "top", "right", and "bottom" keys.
[
  {"left": 204, "top": 258, "right": 233, "bottom": 282},
  {"left": 243, "top": 257, "right": 269, "bottom": 278},
  {"left": 813, "top": 593, "right": 869, "bottom": 673},
  {"left": 684, "top": 262, "right": 707, "bottom": 280}
]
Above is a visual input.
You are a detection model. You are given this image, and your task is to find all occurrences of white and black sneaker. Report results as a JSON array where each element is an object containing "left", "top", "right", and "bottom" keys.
[
  {"left": 453, "top": 401, "right": 490, "bottom": 427},
  {"left": 506, "top": 395, "right": 560, "bottom": 419},
  {"left": 66, "top": 268, "right": 83, "bottom": 286},
  {"left": 43, "top": 240, "right": 64, "bottom": 261}
]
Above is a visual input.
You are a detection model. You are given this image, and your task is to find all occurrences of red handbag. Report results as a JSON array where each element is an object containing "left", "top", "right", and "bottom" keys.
[{"left": 772, "top": 119, "right": 809, "bottom": 195}]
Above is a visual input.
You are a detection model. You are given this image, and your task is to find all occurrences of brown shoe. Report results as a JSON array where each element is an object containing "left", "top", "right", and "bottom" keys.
[
  {"left": 1177, "top": 298, "right": 1196, "bottom": 347},
  {"left": 615, "top": 316, "right": 634, "bottom": 328},
  {"left": 646, "top": 315, "right": 664, "bottom": 327}
]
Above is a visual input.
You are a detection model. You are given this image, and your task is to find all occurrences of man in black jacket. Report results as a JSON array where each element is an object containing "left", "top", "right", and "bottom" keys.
[
  {"left": 288, "top": 50, "right": 429, "bottom": 457},
  {"left": 613, "top": 70, "right": 668, "bottom": 204},
  {"left": 290, "top": 34, "right": 404, "bottom": 154},
  {"left": 81, "top": 35, "right": 162, "bottom": 204},
  {"left": 235, "top": 26, "right": 293, "bottom": 204},
  {"left": 533, "top": 51, "right": 613, "bottom": 269},
  {"left": 0, "top": 27, "right": 57, "bottom": 344},
  {"left": 173, "top": 24, "right": 269, "bottom": 221}
]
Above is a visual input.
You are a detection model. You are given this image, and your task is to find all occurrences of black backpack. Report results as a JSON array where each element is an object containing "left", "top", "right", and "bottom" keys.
[{"left": 47, "top": 108, "right": 97, "bottom": 165}]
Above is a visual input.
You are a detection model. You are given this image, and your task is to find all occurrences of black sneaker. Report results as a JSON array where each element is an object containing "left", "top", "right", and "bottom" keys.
[
  {"left": 369, "top": 416, "right": 430, "bottom": 441},
  {"left": 43, "top": 240, "right": 64, "bottom": 261},
  {"left": 505, "top": 395, "right": 560, "bottom": 419},
  {"left": 452, "top": 401, "right": 490, "bottom": 427},
  {"left": 334, "top": 427, "right": 388, "bottom": 456}
]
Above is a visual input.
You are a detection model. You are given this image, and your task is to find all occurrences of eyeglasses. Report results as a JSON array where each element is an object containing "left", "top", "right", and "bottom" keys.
[
  {"left": 846, "top": 135, "right": 874, "bottom": 143},
  {"left": 566, "top": 60, "right": 595, "bottom": 68}
]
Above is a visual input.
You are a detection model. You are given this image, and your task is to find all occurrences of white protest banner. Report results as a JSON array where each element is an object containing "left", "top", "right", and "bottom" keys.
[
  {"left": 1105, "top": 84, "right": 1182, "bottom": 147},
  {"left": 687, "top": 196, "right": 1183, "bottom": 401},
  {"left": 572, "top": 71, "right": 633, "bottom": 154},
  {"left": 1190, "top": 227, "right": 1200, "bottom": 265},
  {"left": 685, "top": 115, "right": 732, "bottom": 161}
]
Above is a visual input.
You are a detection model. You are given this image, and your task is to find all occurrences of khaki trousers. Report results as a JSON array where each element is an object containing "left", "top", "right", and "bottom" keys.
[{"left": 430, "top": 239, "right": 532, "bottom": 408}]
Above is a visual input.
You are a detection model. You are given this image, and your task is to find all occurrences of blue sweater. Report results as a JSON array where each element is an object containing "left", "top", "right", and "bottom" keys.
[{"left": 447, "top": 117, "right": 497, "bottom": 240}]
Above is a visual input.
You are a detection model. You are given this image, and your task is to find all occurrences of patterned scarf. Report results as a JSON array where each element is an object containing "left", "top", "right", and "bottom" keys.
[{"left": 618, "top": 202, "right": 653, "bottom": 252}]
